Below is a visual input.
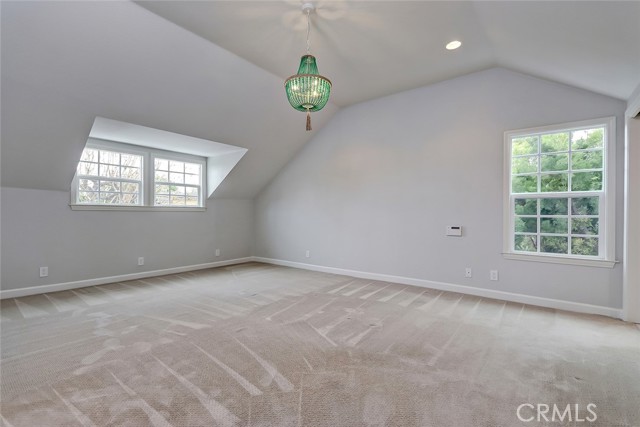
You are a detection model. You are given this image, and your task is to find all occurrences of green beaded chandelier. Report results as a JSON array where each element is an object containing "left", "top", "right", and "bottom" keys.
[{"left": 285, "top": 3, "right": 331, "bottom": 131}]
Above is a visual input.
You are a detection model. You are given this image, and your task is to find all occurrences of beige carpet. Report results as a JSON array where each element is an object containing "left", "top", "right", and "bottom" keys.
[{"left": 1, "top": 262, "right": 639, "bottom": 426}]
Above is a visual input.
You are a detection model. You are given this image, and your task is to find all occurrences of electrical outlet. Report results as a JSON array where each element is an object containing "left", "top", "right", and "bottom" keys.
[
  {"left": 465, "top": 268, "right": 472, "bottom": 278},
  {"left": 215, "top": 249, "right": 221, "bottom": 257},
  {"left": 490, "top": 270, "right": 499, "bottom": 281},
  {"left": 138, "top": 257, "right": 144, "bottom": 266},
  {"left": 305, "top": 250, "right": 310, "bottom": 258},
  {"left": 39, "top": 266, "right": 48, "bottom": 277}
]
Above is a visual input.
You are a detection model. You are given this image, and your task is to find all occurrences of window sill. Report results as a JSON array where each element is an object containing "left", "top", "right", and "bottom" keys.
[
  {"left": 503, "top": 252, "right": 617, "bottom": 268},
  {"left": 70, "top": 205, "right": 206, "bottom": 212}
]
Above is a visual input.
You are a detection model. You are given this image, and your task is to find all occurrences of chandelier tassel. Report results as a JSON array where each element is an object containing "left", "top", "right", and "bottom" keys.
[{"left": 306, "top": 110, "right": 312, "bottom": 131}]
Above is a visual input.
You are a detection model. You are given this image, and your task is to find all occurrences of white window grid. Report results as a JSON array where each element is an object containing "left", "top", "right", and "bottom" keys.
[
  {"left": 503, "top": 117, "right": 616, "bottom": 264},
  {"left": 510, "top": 193, "right": 604, "bottom": 257},
  {"left": 152, "top": 157, "right": 203, "bottom": 207},
  {"left": 510, "top": 128, "right": 605, "bottom": 195},
  {"left": 75, "top": 147, "right": 144, "bottom": 206},
  {"left": 72, "top": 140, "right": 207, "bottom": 209}
]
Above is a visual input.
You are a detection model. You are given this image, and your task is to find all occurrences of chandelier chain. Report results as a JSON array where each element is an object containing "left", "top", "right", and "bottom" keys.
[{"left": 306, "top": 9, "right": 311, "bottom": 54}]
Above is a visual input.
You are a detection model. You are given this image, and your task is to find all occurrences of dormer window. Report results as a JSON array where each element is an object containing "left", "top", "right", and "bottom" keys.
[{"left": 71, "top": 140, "right": 206, "bottom": 210}]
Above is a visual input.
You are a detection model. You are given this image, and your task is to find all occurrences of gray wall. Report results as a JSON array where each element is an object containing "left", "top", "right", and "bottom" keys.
[
  {"left": 1, "top": 187, "right": 253, "bottom": 291},
  {"left": 254, "top": 68, "right": 626, "bottom": 309}
]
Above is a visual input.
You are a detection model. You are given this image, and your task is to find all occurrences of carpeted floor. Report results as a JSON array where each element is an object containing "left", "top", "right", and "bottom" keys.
[{"left": 1, "top": 262, "right": 639, "bottom": 426}]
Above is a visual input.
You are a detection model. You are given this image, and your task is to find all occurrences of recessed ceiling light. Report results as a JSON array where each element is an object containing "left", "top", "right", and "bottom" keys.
[{"left": 446, "top": 40, "right": 462, "bottom": 50}]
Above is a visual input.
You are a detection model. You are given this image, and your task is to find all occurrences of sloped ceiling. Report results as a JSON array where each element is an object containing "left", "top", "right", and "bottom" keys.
[
  {"left": 0, "top": 1, "right": 338, "bottom": 198},
  {"left": 2, "top": 1, "right": 639, "bottom": 198}
]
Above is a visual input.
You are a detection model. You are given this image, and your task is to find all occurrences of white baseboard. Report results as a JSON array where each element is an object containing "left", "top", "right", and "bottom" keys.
[
  {"left": 0, "top": 257, "right": 254, "bottom": 299},
  {"left": 1, "top": 255, "right": 623, "bottom": 319},
  {"left": 252, "top": 257, "right": 623, "bottom": 319}
]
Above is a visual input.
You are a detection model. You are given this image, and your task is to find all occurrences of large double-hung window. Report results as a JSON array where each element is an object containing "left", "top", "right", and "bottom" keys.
[
  {"left": 503, "top": 117, "right": 616, "bottom": 267},
  {"left": 72, "top": 140, "right": 206, "bottom": 210}
]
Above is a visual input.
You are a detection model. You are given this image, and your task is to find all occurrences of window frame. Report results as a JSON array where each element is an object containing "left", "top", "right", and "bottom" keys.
[
  {"left": 72, "top": 139, "right": 146, "bottom": 207},
  {"left": 502, "top": 117, "right": 616, "bottom": 268},
  {"left": 71, "top": 139, "right": 207, "bottom": 211},
  {"left": 151, "top": 152, "right": 206, "bottom": 208}
]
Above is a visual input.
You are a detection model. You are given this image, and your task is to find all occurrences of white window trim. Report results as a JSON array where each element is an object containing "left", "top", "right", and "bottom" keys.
[
  {"left": 150, "top": 152, "right": 206, "bottom": 209},
  {"left": 70, "top": 139, "right": 207, "bottom": 211},
  {"left": 502, "top": 117, "right": 617, "bottom": 268}
]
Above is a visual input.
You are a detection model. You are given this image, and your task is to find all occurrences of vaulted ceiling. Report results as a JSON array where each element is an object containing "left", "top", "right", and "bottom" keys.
[
  {"left": 2, "top": 1, "right": 639, "bottom": 198},
  {"left": 139, "top": 1, "right": 640, "bottom": 105}
]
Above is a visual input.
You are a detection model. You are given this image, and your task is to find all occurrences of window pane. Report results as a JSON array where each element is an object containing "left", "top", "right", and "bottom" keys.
[
  {"left": 512, "top": 136, "right": 538, "bottom": 155},
  {"left": 571, "top": 150, "right": 603, "bottom": 170},
  {"left": 514, "top": 198, "right": 537, "bottom": 215},
  {"left": 121, "top": 182, "right": 139, "bottom": 194},
  {"left": 170, "top": 196, "right": 186, "bottom": 206},
  {"left": 155, "top": 195, "right": 169, "bottom": 206},
  {"left": 512, "top": 156, "right": 538, "bottom": 174},
  {"left": 541, "top": 174, "right": 568, "bottom": 192},
  {"left": 78, "top": 191, "right": 98, "bottom": 203},
  {"left": 571, "top": 237, "right": 599, "bottom": 256},
  {"left": 512, "top": 175, "right": 537, "bottom": 193},
  {"left": 99, "top": 164, "right": 120, "bottom": 178},
  {"left": 121, "top": 193, "right": 139, "bottom": 205},
  {"left": 571, "top": 171, "right": 602, "bottom": 191},
  {"left": 571, "top": 197, "right": 599, "bottom": 215},
  {"left": 540, "top": 198, "right": 568, "bottom": 215},
  {"left": 185, "top": 163, "right": 201, "bottom": 174},
  {"left": 169, "top": 172, "right": 184, "bottom": 184},
  {"left": 78, "top": 161, "right": 98, "bottom": 176},
  {"left": 155, "top": 171, "right": 169, "bottom": 182},
  {"left": 100, "top": 181, "right": 120, "bottom": 192},
  {"left": 169, "top": 161, "right": 184, "bottom": 172},
  {"left": 186, "top": 196, "right": 199, "bottom": 206},
  {"left": 185, "top": 174, "right": 200, "bottom": 185},
  {"left": 80, "top": 148, "right": 98, "bottom": 162},
  {"left": 540, "top": 154, "right": 568, "bottom": 172},
  {"left": 540, "top": 236, "right": 568, "bottom": 254},
  {"left": 121, "top": 167, "right": 141, "bottom": 180},
  {"left": 540, "top": 217, "right": 568, "bottom": 234},
  {"left": 571, "top": 128, "right": 603, "bottom": 150},
  {"left": 121, "top": 154, "right": 142, "bottom": 168},
  {"left": 541, "top": 132, "right": 569, "bottom": 153},
  {"left": 515, "top": 217, "right": 537, "bottom": 233},
  {"left": 173, "top": 186, "right": 186, "bottom": 195},
  {"left": 100, "top": 150, "right": 120, "bottom": 165},
  {"left": 78, "top": 179, "right": 98, "bottom": 191},
  {"left": 155, "top": 185, "right": 170, "bottom": 195},
  {"left": 515, "top": 235, "right": 537, "bottom": 252},
  {"left": 185, "top": 187, "right": 199, "bottom": 197},
  {"left": 155, "top": 158, "right": 169, "bottom": 171},
  {"left": 99, "top": 192, "right": 121, "bottom": 204},
  {"left": 571, "top": 218, "right": 599, "bottom": 235}
]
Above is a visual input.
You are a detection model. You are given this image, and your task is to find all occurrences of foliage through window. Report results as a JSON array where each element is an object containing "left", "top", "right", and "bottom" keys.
[
  {"left": 73, "top": 141, "right": 205, "bottom": 209},
  {"left": 504, "top": 118, "right": 615, "bottom": 264}
]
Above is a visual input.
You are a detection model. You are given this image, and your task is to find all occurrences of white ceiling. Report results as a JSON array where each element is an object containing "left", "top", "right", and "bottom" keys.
[{"left": 138, "top": 1, "right": 640, "bottom": 106}]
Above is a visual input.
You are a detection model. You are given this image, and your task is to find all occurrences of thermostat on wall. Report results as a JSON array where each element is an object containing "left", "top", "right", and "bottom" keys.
[{"left": 446, "top": 226, "right": 462, "bottom": 237}]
